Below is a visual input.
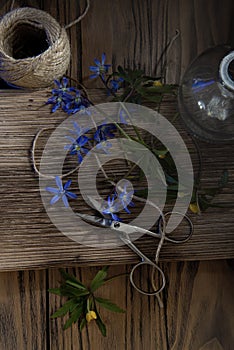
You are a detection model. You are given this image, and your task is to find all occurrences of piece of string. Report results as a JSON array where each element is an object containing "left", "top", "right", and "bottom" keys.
[
  {"left": 156, "top": 29, "right": 180, "bottom": 82},
  {"left": 64, "top": 0, "right": 90, "bottom": 30},
  {"left": 31, "top": 127, "right": 81, "bottom": 179},
  {"left": 10, "top": 0, "right": 15, "bottom": 11},
  {"left": 10, "top": 0, "right": 90, "bottom": 29}
]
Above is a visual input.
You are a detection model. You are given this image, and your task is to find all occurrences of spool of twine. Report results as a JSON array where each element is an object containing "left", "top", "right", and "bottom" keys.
[{"left": 0, "top": 7, "right": 71, "bottom": 88}]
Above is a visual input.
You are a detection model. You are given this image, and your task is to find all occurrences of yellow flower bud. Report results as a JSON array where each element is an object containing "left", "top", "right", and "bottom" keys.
[
  {"left": 158, "top": 154, "right": 166, "bottom": 159},
  {"left": 189, "top": 203, "right": 200, "bottom": 214},
  {"left": 153, "top": 80, "right": 163, "bottom": 87},
  {"left": 86, "top": 310, "right": 97, "bottom": 323}
]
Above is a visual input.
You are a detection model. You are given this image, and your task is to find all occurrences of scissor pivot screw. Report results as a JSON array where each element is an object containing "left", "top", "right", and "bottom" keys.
[{"left": 114, "top": 222, "right": 120, "bottom": 228}]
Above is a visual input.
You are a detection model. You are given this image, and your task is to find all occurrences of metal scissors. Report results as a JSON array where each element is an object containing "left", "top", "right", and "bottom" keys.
[{"left": 76, "top": 197, "right": 193, "bottom": 296}]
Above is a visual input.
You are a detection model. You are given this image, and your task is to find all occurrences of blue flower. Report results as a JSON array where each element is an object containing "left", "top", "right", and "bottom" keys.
[
  {"left": 102, "top": 195, "right": 120, "bottom": 221},
  {"left": 117, "top": 183, "right": 134, "bottom": 214},
  {"left": 64, "top": 135, "right": 89, "bottom": 164},
  {"left": 94, "top": 123, "right": 116, "bottom": 142},
  {"left": 64, "top": 89, "right": 90, "bottom": 115},
  {"left": 109, "top": 77, "right": 124, "bottom": 92},
  {"left": 46, "top": 77, "right": 74, "bottom": 113},
  {"left": 68, "top": 121, "right": 90, "bottom": 139},
  {"left": 95, "top": 140, "right": 112, "bottom": 154},
  {"left": 119, "top": 109, "right": 128, "bottom": 124},
  {"left": 45, "top": 176, "right": 77, "bottom": 207},
  {"left": 89, "top": 53, "right": 111, "bottom": 79}
]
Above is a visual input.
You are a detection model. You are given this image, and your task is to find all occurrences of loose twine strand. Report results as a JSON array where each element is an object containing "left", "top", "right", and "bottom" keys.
[{"left": 65, "top": 0, "right": 90, "bottom": 30}]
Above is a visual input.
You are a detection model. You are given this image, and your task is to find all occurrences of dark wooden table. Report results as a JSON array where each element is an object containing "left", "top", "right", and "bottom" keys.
[{"left": 0, "top": 1, "right": 234, "bottom": 349}]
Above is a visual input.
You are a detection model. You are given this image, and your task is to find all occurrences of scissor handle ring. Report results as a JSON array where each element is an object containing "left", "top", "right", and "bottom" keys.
[
  {"left": 130, "top": 261, "right": 166, "bottom": 296},
  {"left": 160, "top": 211, "right": 194, "bottom": 244}
]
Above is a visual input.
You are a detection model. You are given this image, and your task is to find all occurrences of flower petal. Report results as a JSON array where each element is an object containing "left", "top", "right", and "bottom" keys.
[
  {"left": 55, "top": 176, "right": 63, "bottom": 191},
  {"left": 45, "top": 187, "right": 59, "bottom": 194},
  {"left": 50, "top": 194, "right": 61, "bottom": 205},
  {"left": 64, "top": 179, "right": 72, "bottom": 190},
  {"left": 62, "top": 194, "right": 69, "bottom": 207},
  {"left": 66, "top": 191, "right": 77, "bottom": 199}
]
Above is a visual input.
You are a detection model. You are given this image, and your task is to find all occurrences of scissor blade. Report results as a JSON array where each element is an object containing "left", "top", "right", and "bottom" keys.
[
  {"left": 110, "top": 222, "right": 147, "bottom": 235},
  {"left": 75, "top": 212, "right": 112, "bottom": 227}
]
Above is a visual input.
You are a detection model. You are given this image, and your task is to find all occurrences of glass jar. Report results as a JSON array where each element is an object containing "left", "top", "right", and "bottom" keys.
[{"left": 178, "top": 45, "right": 234, "bottom": 142}]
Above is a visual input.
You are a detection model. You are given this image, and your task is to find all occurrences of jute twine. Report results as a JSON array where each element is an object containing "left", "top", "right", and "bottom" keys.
[{"left": 0, "top": 2, "right": 89, "bottom": 89}]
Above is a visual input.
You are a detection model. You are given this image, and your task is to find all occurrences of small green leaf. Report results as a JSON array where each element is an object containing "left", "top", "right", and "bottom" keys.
[
  {"left": 95, "top": 310, "right": 107, "bottom": 337},
  {"left": 90, "top": 267, "right": 109, "bottom": 292},
  {"left": 51, "top": 299, "right": 77, "bottom": 319},
  {"left": 219, "top": 170, "right": 229, "bottom": 187},
  {"left": 60, "top": 284, "right": 89, "bottom": 298},
  {"left": 66, "top": 280, "right": 88, "bottom": 292},
  {"left": 48, "top": 288, "right": 62, "bottom": 296},
  {"left": 59, "top": 269, "right": 87, "bottom": 290},
  {"left": 63, "top": 305, "right": 83, "bottom": 330},
  {"left": 79, "top": 318, "right": 87, "bottom": 332},
  {"left": 95, "top": 297, "right": 125, "bottom": 313}
]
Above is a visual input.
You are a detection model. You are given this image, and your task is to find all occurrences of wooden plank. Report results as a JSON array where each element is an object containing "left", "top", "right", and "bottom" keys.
[
  {"left": 0, "top": 270, "right": 47, "bottom": 350},
  {"left": 0, "top": 89, "right": 233, "bottom": 271},
  {"left": 81, "top": 0, "right": 234, "bottom": 85},
  {"left": 48, "top": 260, "right": 234, "bottom": 349}
]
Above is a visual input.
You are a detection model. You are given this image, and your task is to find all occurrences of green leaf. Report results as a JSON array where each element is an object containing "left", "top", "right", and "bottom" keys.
[
  {"left": 60, "top": 284, "right": 89, "bottom": 298},
  {"left": 65, "top": 280, "right": 88, "bottom": 292},
  {"left": 95, "top": 310, "right": 107, "bottom": 337},
  {"left": 152, "top": 149, "right": 168, "bottom": 156},
  {"left": 95, "top": 297, "right": 125, "bottom": 313},
  {"left": 79, "top": 318, "right": 87, "bottom": 332},
  {"left": 219, "top": 170, "right": 229, "bottom": 187},
  {"left": 59, "top": 269, "right": 87, "bottom": 290},
  {"left": 51, "top": 299, "right": 77, "bottom": 319},
  {"left": 90, "top": 267, "right": 109, "bottom": 292},
  {"left": 48, "top": 288, "right": 62, "bottom": 296},
  {"left": 63, "top": 305, "right": 83, "bottom": 330}
]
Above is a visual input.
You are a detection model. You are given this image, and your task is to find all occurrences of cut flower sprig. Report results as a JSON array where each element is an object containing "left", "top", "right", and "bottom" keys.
[{"left": 49, "top": 267, "right": 126, "bottom": 336}]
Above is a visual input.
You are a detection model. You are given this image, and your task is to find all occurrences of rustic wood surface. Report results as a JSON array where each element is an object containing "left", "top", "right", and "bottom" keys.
[
  {"left": 0, "top": 261, "right": 234, "bottom": 350},
  {"left": 0, "top": 89, "right": 233, "bottom": 271},
  {"left": 0, "top": 0, "right": 234, "bottom": 349}
]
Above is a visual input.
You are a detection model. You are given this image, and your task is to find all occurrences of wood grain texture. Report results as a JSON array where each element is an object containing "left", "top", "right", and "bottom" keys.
[
  {"left": 0, "top": 89, "right": 233, "bottom": 271},
  {"left": 0, "top": 1, "right": 233, "bottom": 349},
  {"left": 0, "top": 270, "right": 47, "bottom": 350},
  {"left": 1, "top": 260, "right": 232, "bottom": 349}
]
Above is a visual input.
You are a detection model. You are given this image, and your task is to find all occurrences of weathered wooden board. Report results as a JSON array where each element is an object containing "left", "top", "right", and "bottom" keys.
[
  {"left": 0, "top": 89, "right": 233, "bottom": 271},
  {"left": 1, "top": 261, "right": 234, "bottom": 349}
]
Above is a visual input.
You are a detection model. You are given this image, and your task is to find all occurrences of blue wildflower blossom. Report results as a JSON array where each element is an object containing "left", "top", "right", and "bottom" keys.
[
  {"left": 68, "top": 121, "right": 90, "bottom": 139},
  {"left": 64, "top": 135, "right": 89, "bottom": 164},
  {"left": 94, "top": 123, "right": 116, "bottom": 142},
  {"left": 95, "top": 140, "right": 112, "bottom": 154},
  {"left": 89, "top": 53, "right": 111, "bottom": 79},
  {"left": 64, "top": 89, "right": 90, "bottom": 115},
  {"left": 116, "top": 182, "right": 134, "bottom": 214},
  {"left": 102, "top": 195, "right": 120, "bottom": 221},
  {"left": 46, "top": 77, "right": 74, "bottom": 113},
  {"left": 45, "top": 176, "right": 77, "bottom": 207},
  {"left": 109, "top": 77, "right": 124, "bottom": 93}
]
